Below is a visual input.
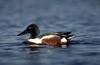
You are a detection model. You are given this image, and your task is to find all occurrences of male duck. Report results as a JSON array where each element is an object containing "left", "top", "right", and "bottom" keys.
[{"left": 17, "top": 24, "right": 73, "bottom": 47}]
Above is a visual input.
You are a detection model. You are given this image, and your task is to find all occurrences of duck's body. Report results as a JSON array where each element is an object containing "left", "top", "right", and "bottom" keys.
[
  {"left": 17, "top": 24, "right": 73, "bottom": 47},
  {"left": 28, "top": 35, "right": 67, "bottom": 44},
  {"left": 28, "top": 34, "right": 70, "bottom": 47}
]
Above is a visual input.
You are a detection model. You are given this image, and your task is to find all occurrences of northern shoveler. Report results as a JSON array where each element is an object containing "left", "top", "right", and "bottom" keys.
[{"left": 17, "top": 24, "right": 73, "bottom": 47}]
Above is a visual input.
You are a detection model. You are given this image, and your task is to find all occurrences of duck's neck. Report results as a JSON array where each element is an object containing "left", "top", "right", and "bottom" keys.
[{"left": 29, "top": 33, "right": 38, "bottom": 39}]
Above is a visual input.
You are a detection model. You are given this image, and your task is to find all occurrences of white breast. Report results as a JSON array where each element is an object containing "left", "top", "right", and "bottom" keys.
[{"left": 28, "top": 38, "right": 42, "bottom": 44}]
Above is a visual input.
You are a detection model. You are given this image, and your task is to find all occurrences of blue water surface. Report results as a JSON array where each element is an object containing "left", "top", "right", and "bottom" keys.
[{"left": 0, "top": 0, "right": 100, "bottom": 65}]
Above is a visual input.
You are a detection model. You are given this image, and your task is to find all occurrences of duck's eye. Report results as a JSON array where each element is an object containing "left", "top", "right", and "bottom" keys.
[{"left": 28, "top": 27, "right": 32, "bottom": 29}]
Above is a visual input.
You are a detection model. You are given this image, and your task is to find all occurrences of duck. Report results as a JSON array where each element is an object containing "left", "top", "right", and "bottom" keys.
[{"left": 17, "top": 24, "right": 73, "bottom": 47}]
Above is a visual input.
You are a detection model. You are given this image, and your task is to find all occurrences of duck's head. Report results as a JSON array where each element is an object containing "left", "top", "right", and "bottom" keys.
[{"left": 17, "top": 24, "right": 40, "bottom": 38}]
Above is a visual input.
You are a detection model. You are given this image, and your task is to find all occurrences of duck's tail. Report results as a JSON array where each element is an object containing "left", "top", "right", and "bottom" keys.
[{"left": 60, "top": 32, "right": 73, "bottom": 39}]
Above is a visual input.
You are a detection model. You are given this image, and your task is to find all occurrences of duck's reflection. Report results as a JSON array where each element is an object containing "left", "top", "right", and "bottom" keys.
[{"left": 24, "top": 42, "right": 46, "bottom": 54}]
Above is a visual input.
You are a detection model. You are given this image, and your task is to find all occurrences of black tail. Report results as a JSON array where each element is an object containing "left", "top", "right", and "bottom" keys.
[{"left": 60, "top": 32, "right": 73, "bottom": 39}]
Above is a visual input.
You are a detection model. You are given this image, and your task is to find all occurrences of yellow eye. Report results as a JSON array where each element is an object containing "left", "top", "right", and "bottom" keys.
[{"left": 28, "top": 27, "right": 32, "bottom": 29}]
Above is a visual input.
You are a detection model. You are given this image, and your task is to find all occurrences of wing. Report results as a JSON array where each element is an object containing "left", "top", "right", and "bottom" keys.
[{"left": 38, "top": 32, "right": 73, "bottom": 39}]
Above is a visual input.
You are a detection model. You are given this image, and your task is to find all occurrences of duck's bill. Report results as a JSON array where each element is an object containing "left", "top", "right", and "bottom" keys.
[{"left": 17, "top": 30, "right": 28, "bottom": 36}]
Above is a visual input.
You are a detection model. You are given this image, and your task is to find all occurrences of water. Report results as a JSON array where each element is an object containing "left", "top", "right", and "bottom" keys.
[{"left": 0, "top": 0, "right": 100, "bottom": 65}]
